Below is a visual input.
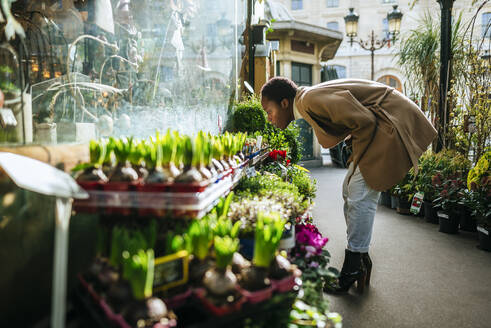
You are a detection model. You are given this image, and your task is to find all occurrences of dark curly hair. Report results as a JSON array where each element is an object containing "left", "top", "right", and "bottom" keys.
[{"left": 260, "top": 77, "right": 298, "bottom": 105}]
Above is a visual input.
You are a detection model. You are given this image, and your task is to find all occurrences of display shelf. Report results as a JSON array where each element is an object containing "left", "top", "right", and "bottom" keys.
[
  {"left": 73, "top": 151, "right": 267, "bottom": 219},
  {"left": 74, "top": 275, "right": 298, "bottom": 328}
]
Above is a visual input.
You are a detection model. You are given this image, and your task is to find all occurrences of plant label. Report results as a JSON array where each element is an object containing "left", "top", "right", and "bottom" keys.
[
  {"left": 153, "top": 250, "right": 189, "bottom": 292},
  {"left": 278, "top": 163, "right": 288, "bottom": 179},
  {"left": 437, "top": 212, "right": 449, "bottom": 220},
  {"left": 246, "top": 167, "right": 256, "bottom": 178},
  {"left": 477, "top": 226, "right": 489, "bottom": 235},
  {"left": 256, "top": 136, "right": 263, "bottom": 150},
  {"left": 410, "top": 192, "right": 424, "bottom": 215}
]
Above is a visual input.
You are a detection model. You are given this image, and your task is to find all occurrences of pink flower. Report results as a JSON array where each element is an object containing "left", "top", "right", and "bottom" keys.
[
  {"left": 309, "top": 261, "right": 320, "bottom": 268},
  {"left": 295, "top": 223, "right": 329, "bottom": 253}
]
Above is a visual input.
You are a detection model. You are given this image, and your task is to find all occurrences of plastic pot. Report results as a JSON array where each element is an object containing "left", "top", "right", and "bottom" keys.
[
  {"left": 380, "top": 191, "right": 392, "bottom": 207},
  {"left": 238, "top": 285, "right": 274, "bottom": 304},
  {"left": 396, "top": 197, "right": 411, "bottom": 215},
  {"left": 390, "top": 195, "right": 398, "bottom": 209},
  {"left": 477, "top": 226, "right": 491, "bottom": 251},
  {"left": 459, "top": 208, "right": 477, "bottom": 232},
  {"left": 438, "top": 211, "right": 459, "bottom": 234},
  {"left": 424, "top": 201, "right": 439, "bottom": 224}
]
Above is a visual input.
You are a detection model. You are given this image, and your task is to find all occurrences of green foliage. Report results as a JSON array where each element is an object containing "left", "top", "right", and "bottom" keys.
[
  {"left": 231, "top": 96, "right": 302, "bottom": 164},
  {"left": 465, "top": 150, "right": 491, "bottom": 226},
  {"left": 231, "top": 95, "right": 268, "bottom": 134},
  {"left": 122, "top": 249, "right": 155, "bottom": 300},
  {"left": 214, "top": 236, "right": 239, "bottom": 269},
  {"left": 187, "top": 216, "right": 213, "bottom": 260},
  {"left": 253, "top": 212, "right": 285, "bottom": 268}
]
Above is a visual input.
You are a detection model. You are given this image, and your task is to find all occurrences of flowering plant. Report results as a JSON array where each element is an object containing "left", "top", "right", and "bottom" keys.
[
  {"left": 432, "top": 175, "right": 467, "bottom": 214},
  {"left": 291, "top": 222, "right": 338, "bottom": 292},
  {"left": 295, "top": 224, "right": 328, "bottom": 256},
  {"left": 268, "top": 149, "right": 290, "bottom": 165}
]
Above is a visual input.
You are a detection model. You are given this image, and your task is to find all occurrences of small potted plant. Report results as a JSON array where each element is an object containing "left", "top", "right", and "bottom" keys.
[
  {"left": 238, "top": 212, "right": 285, "bottom": 304},
  {"left": 466, "top": 151, "right": 491, "bottom": 251},
  {"left": 393, "top": 172, "right": 414, "bottom": 215},
  {"left": 199, "top": 236, "right": 244, "bottom": 315},
  {"left": 433, "top": 177, "right": 467, "bottom": 234},
  {"left": 118, "top": 249, "right": 177, "bottom": 327},
  {"left": 187, "top": 217, "right": 214, "bottom": 284}
]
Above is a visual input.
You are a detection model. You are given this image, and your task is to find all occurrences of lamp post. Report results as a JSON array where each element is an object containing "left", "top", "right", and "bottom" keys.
[
  {"left": 436, "top": 0, "right": 455, "bottom": 152},
  {"left": 344, "top": 5, "right": 403, "bottom": 80}
]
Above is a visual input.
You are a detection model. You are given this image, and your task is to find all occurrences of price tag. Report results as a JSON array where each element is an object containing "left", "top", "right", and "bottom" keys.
[
  {"left": 246, "top": 166, "right": 256, "bottom": 178},
  {"left": 410, "top": 192, "right": 424, "bottom": 215},
  {"left": 437, "top": 211, "right": 449, "bottom": 220},
  {"left": 278, "top": 163, "right": 288, "bottom": 179},
  {"left": 256, "top": 136, "right": 263, "bottom": 150},
  {"left": 153, "top": 250, "right": 189, "bottom": 292},
  {"left": 477, "top": 226, "right": 489, "bottom": 235}
]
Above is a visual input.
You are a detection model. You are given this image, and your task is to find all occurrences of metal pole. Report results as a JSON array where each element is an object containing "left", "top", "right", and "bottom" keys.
[
  {"left": 436, "top": 0, "right": 454, "bottom": 152},
  {"left": 51, "top": 197, "right": 73, "bottom": 328},
  {"left": 370, "top": 31, "right": 375, "bottom": 80}
]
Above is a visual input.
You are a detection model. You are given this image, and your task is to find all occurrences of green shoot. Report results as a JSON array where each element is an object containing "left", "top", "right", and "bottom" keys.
[
  {"left": 253, "top": 212, "right": 285, "bottom": 268},
  {"left": 214, "top": 236, "right": 239, "bottom": 270}
]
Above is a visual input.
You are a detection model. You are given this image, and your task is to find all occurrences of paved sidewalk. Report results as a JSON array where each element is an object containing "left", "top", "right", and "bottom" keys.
[{"left": 310, "top": 165, "right": 491, "bottom": 328}]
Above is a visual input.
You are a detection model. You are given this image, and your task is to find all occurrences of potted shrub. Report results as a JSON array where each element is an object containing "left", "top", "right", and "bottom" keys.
[
  {"left": 238, "top": 212, "right": 285, "bottom": 304},
  {"left": 466, "top": 151, "right": 491, "bottom": 251},
  {"left": 433, "top": 177, "right": 467, "bottom": 234}
]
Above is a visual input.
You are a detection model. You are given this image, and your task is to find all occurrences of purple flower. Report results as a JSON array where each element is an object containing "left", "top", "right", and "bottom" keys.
[
  {"left": 295, "top": 223, "right": 329, "bottom": 253},
  {"left": 309, "top": 261, "right": 320, "bottom": 268}
]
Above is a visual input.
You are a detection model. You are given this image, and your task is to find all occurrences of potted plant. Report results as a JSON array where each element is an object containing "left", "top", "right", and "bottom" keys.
[
  {"left": 119, "top": 249, "right": 176, "bottom": 327},
  {"left": 239, "top": 212, "right": 285, "bottom": 303},
  {"left": 104, "top": 137, "right": 139, "bottom": 215},
  {"left": 73, "top": 140, "right": 109, "bottom": 185},
  {"left": 393, "top": 172, "right": 414, "bottom": 215},
  {"left": 466, "top": 150, "right": 491, "bottom": 251},
  {"left": 187, "top": 216, "right": 214, "bottom": 284},
  {"left": 200, "top": 236, "right": 244, "bottom": 315},
  {"left": 433, "top": 177, "right": 467, "bottom": 234}
]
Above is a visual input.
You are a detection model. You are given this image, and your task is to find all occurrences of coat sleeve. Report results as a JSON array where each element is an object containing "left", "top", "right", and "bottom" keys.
[{"left": 300, "top": 89, "right": 377, "bottom": 147}]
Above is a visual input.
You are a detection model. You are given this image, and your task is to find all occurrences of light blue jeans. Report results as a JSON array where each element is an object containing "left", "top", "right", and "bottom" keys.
[{"left": 342, "top": 163, "right": 381, "bottom": 253}]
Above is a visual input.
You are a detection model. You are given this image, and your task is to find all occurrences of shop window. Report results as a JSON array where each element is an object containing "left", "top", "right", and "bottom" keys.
[
  {"left": 0, "top": 0, "right": 242, "bottom": 146},
  {"left": 326, "top": 0, "right": 339, "bottom": 8},
  {"left": 377, "top": 75, "right": 402, "bottom": 92},
  {"left": 483, "top": 12, "right": 491, "bottom": 38},
  {"left": 327, "top": 21, "right": 339, "bottom": 31},
  {"left": 292, "top": 62, "right": 312, "bottom": 86},
  {"left": 292, "top": 0, "right": 303, "bottom": 10}
]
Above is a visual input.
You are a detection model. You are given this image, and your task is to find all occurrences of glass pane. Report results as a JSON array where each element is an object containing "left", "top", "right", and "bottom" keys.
[
  {"left": 327, "top": 22, "right": 339, "bottom": 31},
  {"left": 483, "top": 12, "right": 491, "bottom": 38},
  {"left": 292, "top": 64, "right": 300, "bottom": 82},
  {"left": 1, "top": 0, "right": 243, "bottom": 146}
]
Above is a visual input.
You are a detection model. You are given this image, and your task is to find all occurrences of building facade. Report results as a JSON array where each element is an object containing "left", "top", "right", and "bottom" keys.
[{"left": 274, "top": 0, "right": 490, "bottom": 92}]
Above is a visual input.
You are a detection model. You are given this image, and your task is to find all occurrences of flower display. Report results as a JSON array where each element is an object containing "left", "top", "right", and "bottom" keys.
[
  {"left": 295, "top": 223, "right": 328, "bottom": 255},
  {"left": 269, "top": 149, "right": 287, "bottom": 161}
]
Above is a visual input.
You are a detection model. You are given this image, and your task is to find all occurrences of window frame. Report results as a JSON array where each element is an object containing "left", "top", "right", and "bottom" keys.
[{"left": 326, "top": 0, "right": 339, "bottom": 8}]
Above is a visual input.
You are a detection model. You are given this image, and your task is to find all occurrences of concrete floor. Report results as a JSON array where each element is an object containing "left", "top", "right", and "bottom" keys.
[{"left": 310, "top": 164, "right": 491, "bottom": 328}]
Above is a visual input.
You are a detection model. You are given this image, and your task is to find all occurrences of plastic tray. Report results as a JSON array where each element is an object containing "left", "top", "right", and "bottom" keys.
[{"left": 74, "top": 175, "right": 235, "bottom": 219}]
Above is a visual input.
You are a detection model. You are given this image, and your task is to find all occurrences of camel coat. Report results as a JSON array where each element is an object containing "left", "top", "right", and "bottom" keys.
[{"left": 294, "top": 79, "right": 437, "bottom": 191}]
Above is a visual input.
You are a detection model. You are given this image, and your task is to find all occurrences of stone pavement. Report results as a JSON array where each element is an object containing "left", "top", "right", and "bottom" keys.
[{"left": 309, "top": 164, "right": 491, "bottom": 328}]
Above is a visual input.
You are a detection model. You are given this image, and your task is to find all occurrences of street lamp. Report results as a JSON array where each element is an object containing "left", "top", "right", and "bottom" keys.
[{"left": 344, "top": 5, "right": 403, "bottom": 80}]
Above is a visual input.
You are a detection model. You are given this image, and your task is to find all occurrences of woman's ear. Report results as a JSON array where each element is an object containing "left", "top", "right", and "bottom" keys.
[{"left": 280, "top": 98, "right": 289, "bottom": 110}]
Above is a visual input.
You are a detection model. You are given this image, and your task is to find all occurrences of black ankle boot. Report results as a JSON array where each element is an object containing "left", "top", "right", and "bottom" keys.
[
  {"left": 326, "top": 249, "right": 366, "bottom": 294},
  {"left": 361, "top": 253, "right": 372, "bottom": 287}
]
